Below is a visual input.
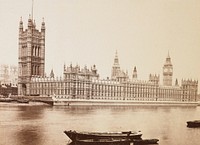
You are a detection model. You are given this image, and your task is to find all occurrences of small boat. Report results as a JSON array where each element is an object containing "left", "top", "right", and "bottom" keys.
[
  {"left": 134, "top": 139, "right": 159, "bottom": 144},
  {"left": 76, "top": 138, "right": 132, "bottom": 145},
  {"left": 64, "top": 130, "right": 142, "bottom": 142},
  {"left": 16, "top": 99, "right": 29, "bottom": 103},
  {"left": 187, "top": 120, "right": 200, "bottom": 128},
  {"left": 0, "top": 97, "right": 13, "bottom": 102}
]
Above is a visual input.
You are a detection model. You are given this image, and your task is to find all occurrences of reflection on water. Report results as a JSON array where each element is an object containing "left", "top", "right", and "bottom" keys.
[
  {"left": 0, "top": 105, "right": 200, "bottom": 145},
  {"left": 17, "top": 106, "right": 45, "bottom": 120},
  {"left": 16, "top": 125, "right": 42, "bottom": 145},
  {"left": 15, "top": 106, "right": 45, "bottom": 145}
]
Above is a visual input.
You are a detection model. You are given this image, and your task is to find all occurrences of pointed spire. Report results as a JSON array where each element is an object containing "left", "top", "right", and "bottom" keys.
[
  {"left": 175, "top": 78, "right": 179, "bottom": 86},
  {"left": 133, "top": 66, "right": 137, "bottom": 72},
  {"left": 167, "top": 50, "right": 170, "bottom": 58},
  {"left": 50, "top": 69, "right": 54, "bottom": 78},
  {"left": 19, "top": 17, "right": 23, "bottom": 30},
  {"left": 164, "top": 51, "right": 172, "bottom": 65},
  {"left": 28, "top": 14, "right": 33, "bottom": 27},
  {"left": 33, "top": 20, "right": 36, "bottom": 28},
  {"left": 132, "top": 66, "right": 137, "bottom": 79},
  {"left": 41, "top": 17, "right": 45, "bottom": 30},
  {"left": 114, "top": 50, "right": 119, "bottom": 65},
  {"left": 64, "top": 63, "right": 66, "bottom": 71}
]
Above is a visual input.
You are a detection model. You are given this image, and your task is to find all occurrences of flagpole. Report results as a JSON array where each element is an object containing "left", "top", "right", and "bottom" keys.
[{"left": 32, "top": 0, "right": 34, "bottom": 20}]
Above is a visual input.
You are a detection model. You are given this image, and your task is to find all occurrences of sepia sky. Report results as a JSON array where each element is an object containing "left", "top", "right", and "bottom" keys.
[{"left": 0, "top": 0, "right": 200, "bottom": 91}]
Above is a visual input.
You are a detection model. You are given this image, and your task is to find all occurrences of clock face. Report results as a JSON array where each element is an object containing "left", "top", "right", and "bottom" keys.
[
  {"left": 164, "top": 68, "right": 168, "bottom": 72},
  {"left": 168, "top": 67, "right": 173, "bottom": 72},
  {"left": 164, "top": 67, "right": 172, "bottom": 72}
]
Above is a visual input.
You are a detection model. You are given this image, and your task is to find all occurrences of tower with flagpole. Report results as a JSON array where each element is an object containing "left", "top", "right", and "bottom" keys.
[{"left": 18, "top": 0, "right": 45, "bottom": 95}]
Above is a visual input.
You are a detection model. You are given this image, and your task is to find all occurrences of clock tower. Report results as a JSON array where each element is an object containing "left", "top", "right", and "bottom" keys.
[{"left": 163, "top": 52, "right": 173, "bottom": 86}]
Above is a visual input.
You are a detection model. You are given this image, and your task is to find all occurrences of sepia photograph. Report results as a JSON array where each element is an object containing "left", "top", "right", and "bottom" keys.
[{"left": 0, "top": 0, "right": 200, "bottom": 145}]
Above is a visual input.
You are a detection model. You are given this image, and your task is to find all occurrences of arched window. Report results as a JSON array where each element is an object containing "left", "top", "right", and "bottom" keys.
[
  {"left": 35, "top": 65, "right": 37, "bottom": 75},
  {"left": 37, "top": 66, "right": 40, "bottom": 75},
  {"left": 32, "top": 46, "right": 34, "bottom": 56},
  {"left": 38, "top": 47, "right": 40, "bottom": 56},
  {"left": 32, "top": 65, "right": 34, "bottom": 75}
]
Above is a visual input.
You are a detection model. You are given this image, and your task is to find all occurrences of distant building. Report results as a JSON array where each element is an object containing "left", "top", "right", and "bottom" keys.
[
  {"left": 0, "top": 84, "right": 18, "bottom": 97},
  {"left": 0, "top": 64, "right": 18, "bottom": 85},
  {"left": 0, "top": 65, "right": 18, "bottom": 96},
  {"left": 17, "top": 16, "right": 198, "bottom": 102}
]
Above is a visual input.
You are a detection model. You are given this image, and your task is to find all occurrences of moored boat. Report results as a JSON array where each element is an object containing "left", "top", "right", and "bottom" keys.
[
  {"left": 0, "top": 97, "right": 13, "bottom": 102},
  {"left": 134, "top": 139, "right": 159, "bottom": 144},
  {"left": 64, "top": 130, "right": 142, "bottom": 142},
  {"left": 187, "top": 120, "right": 200, "bottom": 128},
  {"left": 76, "top": 138, "right": 132, "bottom": 145},
  {"left": 16, "top": 98, "right": 29, "bottom": 103}
]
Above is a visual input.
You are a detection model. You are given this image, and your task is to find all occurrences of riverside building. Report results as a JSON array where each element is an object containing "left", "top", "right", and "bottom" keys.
[{"left": 18, "top": 17, "right": 198, "bottom": 103}]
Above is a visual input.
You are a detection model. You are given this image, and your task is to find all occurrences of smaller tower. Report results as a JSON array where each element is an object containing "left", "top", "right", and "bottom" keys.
[
  {"left": 132, "top": 66, "right": 137, "bottom": 80},
  {"left": 175, "top": 78, "right": 179, "bottom": 86},
  {"left": 64, "top": 63, "right": 66, "bottom": 72},
  {"left": 149, "top": 74, "right": 160, "bottom": 84}
]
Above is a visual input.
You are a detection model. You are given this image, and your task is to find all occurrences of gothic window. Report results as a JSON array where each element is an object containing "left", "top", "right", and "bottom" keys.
[
  {"left": 35, "top": 46, "right": 37, "bottom": 56},
  {"left": 32, "top": 65, "right": 34, "bottom": 75},
  {"left": 38, "top": 47, "right": 40, "bottom": 56},
  {"left": 32, "top": 46, "right": 34, "bottom": 56},
  {"left": 35, "top": 65, "right": 37, "bottom": 75},
  {"left": 37, "top": 66, "right": 40, "bottom": 75}
]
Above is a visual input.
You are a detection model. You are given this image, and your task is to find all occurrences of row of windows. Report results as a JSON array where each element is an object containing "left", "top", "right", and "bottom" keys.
[
  {"left": 32, "top": 46, "right": 41, "bottom": 57},
  {"left": 30, "top": 83, "right": 195, "bottom": 101}
]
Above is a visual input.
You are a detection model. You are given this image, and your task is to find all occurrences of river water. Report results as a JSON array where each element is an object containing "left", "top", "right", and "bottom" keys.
[{"left": 0, "top": 104, "right": 200, "bottom": 145}]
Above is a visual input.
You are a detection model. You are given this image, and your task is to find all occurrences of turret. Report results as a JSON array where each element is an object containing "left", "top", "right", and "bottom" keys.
[
  {"left": 132, "top": 66, "right": 137, "bottom": 80},
  {"left": 28, "top": 14, "right": 33, "bottom": 28},
  {"left": 175, "top": 78, "right": 179, "bottom": 86},
  {"left": 41, "top": 18, "right": 45, "bottom": 32},
  {"left": 19, "top": 17, "right": 23, "bottom": 32},
  {"left": 149, "top": 74, "right": 159, "bottom": 84},
  {"left": 91, "top": 65, "right": 97, "bottom": 75},
  {"left": 50, "top": 69, "right": 54, "bottom": 78}
]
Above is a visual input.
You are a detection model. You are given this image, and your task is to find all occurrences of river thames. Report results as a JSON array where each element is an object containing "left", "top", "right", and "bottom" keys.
[{"left": 0, "top": 104, "right": 200, "bottom": 145}]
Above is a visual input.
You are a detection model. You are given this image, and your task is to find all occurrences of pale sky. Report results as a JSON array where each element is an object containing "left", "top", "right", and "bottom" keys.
[{"left": 0, "top": 0, "right": 200, "bottom": 91}]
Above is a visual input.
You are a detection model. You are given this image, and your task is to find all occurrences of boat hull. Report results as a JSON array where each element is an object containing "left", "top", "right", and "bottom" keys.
[
  {"left": 64, "top": 130, "right": 142, "bottom": 142},
  {"left": 76, "top": 138, "right": 132, "bottom": 145},
  {"left": 187, "top": 120, "right": 200, "bottom": 128},
  {"left": 134, "top": 139, "right": 159, "bottom": 144}
]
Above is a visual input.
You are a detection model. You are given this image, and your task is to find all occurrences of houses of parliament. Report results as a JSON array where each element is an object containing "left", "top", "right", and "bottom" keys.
[{"left": 18, "top": 16, "right": 198, "bottom": 102}]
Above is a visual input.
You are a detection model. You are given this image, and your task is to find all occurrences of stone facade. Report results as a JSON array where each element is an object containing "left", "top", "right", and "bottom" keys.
[{"left": 29, "top": 62, "right": 198, "bottom": 102}]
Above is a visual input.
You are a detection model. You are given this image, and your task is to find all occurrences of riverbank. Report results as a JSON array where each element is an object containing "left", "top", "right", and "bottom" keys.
[
  {"left": 0, "top": 96, "right": 53, "bottom": 105},
  {"left": 52, "top": 98, "right": 199, "bottom": 106},
  {"left": 1, "top": 96, "right": 199, "bottom": 106}
]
